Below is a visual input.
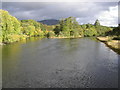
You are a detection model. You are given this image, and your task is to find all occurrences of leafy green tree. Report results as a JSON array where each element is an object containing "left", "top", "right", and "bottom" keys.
[
  {"left": 94, "top": 19, "right": 100, "bottom": 26},
  {"left": 47, "top": 31, "right": 55, "bottom": 38},
  {"left": 57, "top": 17, "right": 82, "bottom": 37},
  {"left": 21, "top": 19, "right": 46, "bottom": 37},
  {"left": 0, "top": 10, "right": 22, "bottom": 43},
  {"left": 53, "top": 25, "right": 60, "bottom": 36},
  {"left": 28, "top": 26, "right": 35, "bottom": 36}
]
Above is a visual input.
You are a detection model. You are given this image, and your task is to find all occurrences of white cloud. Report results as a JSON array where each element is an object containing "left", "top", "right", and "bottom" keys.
[
  {"left": 96, "top": 5, "right": 118, "bottom": 27},
  {"left": 2, "top": 2, "right": 118, "bottom": 26}
]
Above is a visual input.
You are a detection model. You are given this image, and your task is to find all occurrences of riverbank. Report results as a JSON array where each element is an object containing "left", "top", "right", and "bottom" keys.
[
  {"left": 49, "top": 36, "right": 82, "bottom": 39},
  {"left": 97, "top": 37, "right": 120, "bottom": 54},
  {"left": 0, "top": 36, "right": 82, "bottom": 45},
  {"left": 0, "top": 43, "right": 4, "bottom": 45},
  {"left": 96, "top": 37, "right": 111, "bottom": 42}
]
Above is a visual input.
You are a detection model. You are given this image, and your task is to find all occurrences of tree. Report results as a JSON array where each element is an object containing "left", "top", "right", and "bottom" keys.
[
  {"left": 94, "top": 19, "right": 100, "bottom": 26},
  {"left": 0, "top": 10, "right": 22, "bottom": 43},
  {"left": 53, "top": 25, "right": 60, "bottom": 36},
  {"left": 47, "top": 31, "right": 55, "bottom": 38},
  {"left": 58, "top": 17, "right": 82, "bottom": 37}
]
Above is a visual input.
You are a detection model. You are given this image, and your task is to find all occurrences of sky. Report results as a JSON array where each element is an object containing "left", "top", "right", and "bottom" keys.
[{"left": 2, "top": 2, "right": 119, "bottom": 27}]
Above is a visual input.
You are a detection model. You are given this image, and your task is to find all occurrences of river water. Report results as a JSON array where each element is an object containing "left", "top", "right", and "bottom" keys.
[{"left": 2, "top": 37, "right": 119, "bottom": 88}]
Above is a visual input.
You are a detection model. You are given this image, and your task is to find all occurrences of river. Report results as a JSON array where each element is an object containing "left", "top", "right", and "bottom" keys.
[{"left": 2, "top": 37, "right": 119, "bottom": 88}]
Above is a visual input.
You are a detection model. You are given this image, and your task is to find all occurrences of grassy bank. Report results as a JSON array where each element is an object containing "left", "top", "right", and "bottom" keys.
[
  {"left": 96, "top": 37, "right": 112, "bottom": 42},
  {"left": 97, "top": 36, "right": 120, "bottom": 54}
]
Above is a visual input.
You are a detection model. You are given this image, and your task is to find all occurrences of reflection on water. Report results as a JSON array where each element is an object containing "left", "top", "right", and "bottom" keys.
[{"left": 2, "top": 37, "right": 119, "bottom": 88}]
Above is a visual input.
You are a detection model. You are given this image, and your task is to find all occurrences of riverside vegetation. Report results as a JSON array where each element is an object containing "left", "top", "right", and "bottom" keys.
[
  {"left": 0, "top": 9, "right": 120, "bottom": 53},
  {"left": 97, "top": 25, "right": 120, "bottom": 54}
]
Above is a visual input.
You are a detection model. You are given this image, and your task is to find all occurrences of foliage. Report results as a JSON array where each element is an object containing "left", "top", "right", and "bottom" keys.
[
  {"left": 54, "top": 17, "right": 83, "bottom": 37},
  {"left": 81, "top": 20, "right": 112, "bottom": 37},
  {"left": 94, "top": 19, "right": 100, "bottom": 26},
  {"left": 0, "top": 10, "right": 22, "bottom": 43},
  {"left": 0, "top": 10, "right": 49, "bottom": 44},
  {"left": 105, "top": 26, "right": 120, "bottom": 36},
  {"left": 47, "top": 31, "right": 55, "bottom": 38},
  {"left": 21, "top": 19, "right": 45, "bottom": 37},
  {"left": 0, "top": 9, "right": 118, "bottom": 44}
]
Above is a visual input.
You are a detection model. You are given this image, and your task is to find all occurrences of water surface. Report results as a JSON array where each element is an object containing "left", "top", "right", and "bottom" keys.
[{"left": 2, "top": 38, "right": 119, "bottom": 88}]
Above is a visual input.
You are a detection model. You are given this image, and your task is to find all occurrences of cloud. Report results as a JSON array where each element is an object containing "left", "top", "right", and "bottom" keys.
[
  {"left": 96, "top": 5, "right": 118, "bottom": 26},
  {"left": 118, "top": 1, "right": 120, "bottom": 24},
  {"left": 2, "top": 2, "right": 118, "bottom": 26}
]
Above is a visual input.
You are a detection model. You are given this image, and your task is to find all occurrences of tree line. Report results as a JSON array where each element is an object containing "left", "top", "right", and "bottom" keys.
[
  {"left": 0, "top": 9, "right": 119, "bottom": 44},
  {"left": 53, "top": 17, "right": 113, "bottom": 37},
  {"left": 0, "top": 10, "right": 55, "bottom": 44}
]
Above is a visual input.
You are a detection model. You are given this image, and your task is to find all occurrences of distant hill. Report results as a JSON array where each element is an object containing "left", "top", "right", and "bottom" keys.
[{"left": 38, "top": 19, "right": 59, "bottom": 25}]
